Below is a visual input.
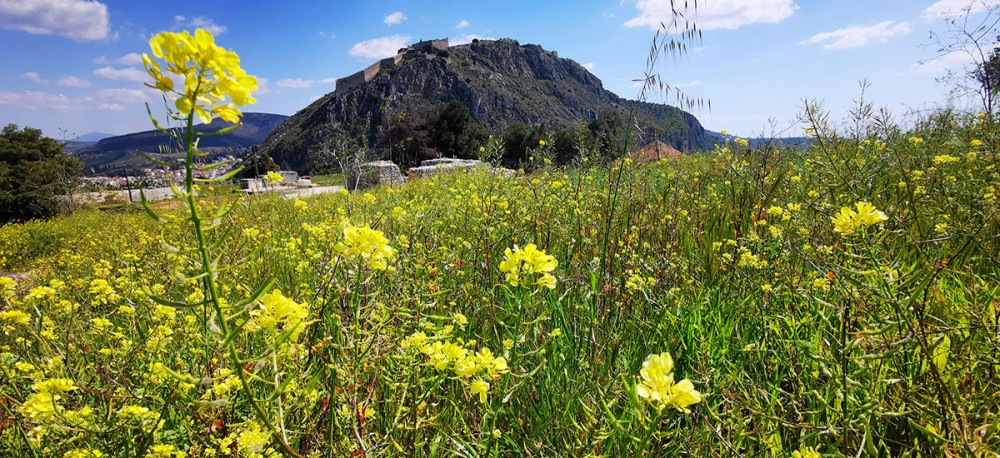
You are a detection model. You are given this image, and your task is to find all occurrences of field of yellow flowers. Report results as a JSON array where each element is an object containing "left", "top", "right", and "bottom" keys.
[
  {"left": 2, "top": 29, "right": 1000, "bottom": 457},
  {"left": 2, "top": 113, "right": 999, "bottom": 456}
]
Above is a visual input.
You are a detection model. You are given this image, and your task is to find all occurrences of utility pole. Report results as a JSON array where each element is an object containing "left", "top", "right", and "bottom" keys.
[{"left": 120, "top": 166, "right": 133, "bottom": 203}]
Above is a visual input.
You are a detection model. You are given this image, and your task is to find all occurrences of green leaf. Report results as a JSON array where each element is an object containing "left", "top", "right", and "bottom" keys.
[{"left": 139, "top": 188, "right": 161, "bottom": 223}]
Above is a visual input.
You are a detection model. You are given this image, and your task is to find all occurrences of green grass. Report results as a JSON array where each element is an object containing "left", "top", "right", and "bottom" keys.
[
  {"left": 309, "top": 173, "right": 345, "bottom": 187},
  {"left": 1, "top": 110, "right": 999, "bottom": 457}
]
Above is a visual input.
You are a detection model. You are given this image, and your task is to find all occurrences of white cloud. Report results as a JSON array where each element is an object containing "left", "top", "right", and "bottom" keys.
[
  {"left": 173, "top": 15, "right": 227, "bottom": 35},
  {"left": 675, "top": 80, "right": 702, "bottom": 89},
  {"left": 319, "top": 77, "right": 339, "bottom": 84},
  {"left": 0, "top": 0, "right": 110, "bottom": 41},
  {"left": 924, "top": 0, "right": 1000, "bottom": 18},
  {"left": 913, "top": 49, "right": 977, "bottom": 74},
  {"left": 349, "top": 34, "right": 410, "bottom": 59},
  {"left": 94, "top": 66, "right": 147, "bottom": 82},
  {"left": 114, "top": 52, "right": 143, "bottom": 65},
  {"left": 22, "top": 71, "right": 49, "bottom": 85},
  {"left": 625, "top": 0, "right": 796, "bottom": 31},
  {"left": 256, "top": 77, "right": 270, "bottom": 95},
  {"left": 452, "top": 33, "right": 493, "bottom": 45},
  {"left": 275, "top": 78, "right": 315, "bottom": 89},
  {"left": 384, "top": 11, "right": 406, "bottom": 25},
  {"left": 56, "top": 75, "right": 92, "bottom": 87},
  {"left": 582, "top": 62, "right": 596, "bottom": 70},
  {"left": 0, "top": 89, "right": 133, "bottom": 112},
  {"left": 804, "top": 21, "right": 911, "bottom": 50},
  {"left": 95, "top": 87, "right": 149, "bottom": 104},
  {"left": 457, "top": 19, "right": 470, "bottom": 29}
]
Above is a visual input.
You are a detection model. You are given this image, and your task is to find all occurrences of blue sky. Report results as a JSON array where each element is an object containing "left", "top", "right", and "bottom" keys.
[{"left": 0, "top": 0, "right": 996, "bottom": 139}]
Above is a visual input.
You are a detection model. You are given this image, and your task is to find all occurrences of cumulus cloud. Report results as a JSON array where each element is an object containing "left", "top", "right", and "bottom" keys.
[
  {"left": 56, "top": 76, "right": 92, "bottom": 87},
  {"left": 275, "top": 78, "right": 315, "bottom": 89},
  {"left": 912, "top": 49, "right": 977, "bottom": 74},
  {"left": 0, "top": 88, "right": 145, "bottom": 112},
  {"left": 22, "top": 72, "right": 49, "bottom": 85},
  {"left": 173, "top": 15, "right": 227, "bottom": 35},
  {"left": 384, "top": 11, "right": 406, "bottom": 25},
  {"left": 94, "top": 66, "right": 146, "bottom": 82},
  {"left": 457, "top": 19, "right": 470, "bottom": 29},
  {"left": 924, "top": 0, "right": 1000, "bottom": 18},
  {"left": 452, "top": 33, "right": 493, "bottom": 45},
  {"left": 582, "top": 62, "right": 596, "bottom": 70},
  {"left": 114, "top": 52, "right": 143, "bottom": 65},
  {"left": 804, "top": 21, "right": 911, "bottom": 50},
  {"left": 349, "top": 34, "right": 410, "bottom": 59},
  {"left": 319, "top": 77, "right": 339, "bottom": 84},
  {"left": 256, "top": 77, "right": 270, "bottom": 95},
  {"left": 0, "top": 0, "right": 110, "bottom": 41},
  {"left": 625, "top": 0, "right": 796, "bottom": 31}
]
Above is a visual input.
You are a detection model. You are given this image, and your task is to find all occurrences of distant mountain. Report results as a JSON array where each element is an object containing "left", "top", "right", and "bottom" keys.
[
  {"left": 704, "top": 130, "right": 810, "bottom": 149},
  {"left": 260, "top": 38, "right": 710, "bottom": 173},
  {"left": 73, "top": 132, "right": 115, "bottom": 142},
  {"left": 76, "top": 112, "right": 288, "bottom": 170}
]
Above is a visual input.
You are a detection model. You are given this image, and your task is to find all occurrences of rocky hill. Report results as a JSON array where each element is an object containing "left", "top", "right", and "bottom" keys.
[
  {"left": 260, "top": 38, "right": 709, "bottom": 172},
  {"left": 76, "top": 112, "right": 287, "bottom": 169}
]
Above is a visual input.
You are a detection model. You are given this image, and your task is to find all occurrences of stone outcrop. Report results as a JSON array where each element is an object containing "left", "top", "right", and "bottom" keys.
[
  {"left": 345, "top": 161, "right": 405, "bottom": 191},
  {"left": 407, "top": 158, "right": 482, "bottom": 179},
  {"left": 406, "top": 158, "right": 515, "bottom": 180}
]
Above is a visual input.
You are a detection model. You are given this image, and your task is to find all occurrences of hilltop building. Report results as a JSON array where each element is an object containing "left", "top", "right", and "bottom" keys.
[{"left": 335, "top": 38, "right": 449, "bottom": 95}]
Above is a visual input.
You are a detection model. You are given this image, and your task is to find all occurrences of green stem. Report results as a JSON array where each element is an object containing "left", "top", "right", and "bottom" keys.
[{"left": 179, "top": 86, "right": 302, "bottom": 457}]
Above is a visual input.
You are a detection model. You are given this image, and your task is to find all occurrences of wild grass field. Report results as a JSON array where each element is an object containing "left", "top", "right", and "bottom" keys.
[
  {"left": 2, "top": 106, "right": 1000, "bottom": 457},
  {"left": 3, "top": 26, "right": 1000, "bottom": 458}
]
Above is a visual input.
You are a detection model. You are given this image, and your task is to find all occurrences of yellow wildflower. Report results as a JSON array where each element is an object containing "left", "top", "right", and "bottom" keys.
[
  {"left": 792, "top": 446, "right": 822, "bottom": 458},
  {"left": 143, "top": 29, "right": 257, "bottom": 124},
  {"left": 246, "top": 289, "right": 310, "bottom": 339},
  {"left": 499, "top": 243, "right": 558, "bottom": 288},
  {"left": 635, "top": 352, "right": 702, "bottom": 413},
  {"left": 335, "top": 225, "right": 397, "bottom": 271},
  {"left": 469, "top": 378, "right": 490, "bottom": 403}
]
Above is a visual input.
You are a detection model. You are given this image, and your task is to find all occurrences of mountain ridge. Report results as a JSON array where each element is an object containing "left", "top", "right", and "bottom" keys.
[
  {"left": 74, "top": 112, "right": 288, "bottom": 170},
  {"left": 259, "top": 38, "right": 710, "bottom": 172}
]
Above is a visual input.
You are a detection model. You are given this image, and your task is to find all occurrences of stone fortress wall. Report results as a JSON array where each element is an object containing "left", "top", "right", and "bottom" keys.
[{"left": 335, "top": 39, "right": 449, "bottom": 95}]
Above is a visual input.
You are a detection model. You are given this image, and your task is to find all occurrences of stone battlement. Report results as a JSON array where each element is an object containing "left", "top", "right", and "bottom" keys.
[{"left": 335, "top": 38, "right": 448, "bottom": 95}]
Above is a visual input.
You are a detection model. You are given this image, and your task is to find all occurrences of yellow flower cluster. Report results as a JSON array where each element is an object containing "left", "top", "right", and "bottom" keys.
[
  {"left": 19, "top": 378, "right": 77, "bottom": 423},
  {"left": 499, "top": 243, "right": 557, "bottom": 289},
  {"left": 265, "top": 171, "right": 284, "bottom": 186},
  {"left": 246, "top": 289, "right": 310, "bottom": 340},
  {"left": 143, "top": 29, "right": 257, "bottom": 124},
  {"left": 830, "top": 202, "right": 888, "bottom": 237},
  {"left": 791, "top": 446, "right": 822, "bottom": 458},
  {"left": 402, "top": 331, "right": 509, "bottom": 403},
  {"left": 334, "top": 225, "right": 397, "bottom": 271},
  {"left": 635, "top": 352, "right": 702, "bottom": 413}
]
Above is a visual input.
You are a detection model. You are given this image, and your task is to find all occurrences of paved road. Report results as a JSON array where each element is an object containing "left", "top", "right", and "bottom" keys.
[{"left": 76, "top": 185, "right": 346, "bottom": 204}]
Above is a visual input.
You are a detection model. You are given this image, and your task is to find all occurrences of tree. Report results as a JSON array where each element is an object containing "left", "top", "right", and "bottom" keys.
[
  {"left": 237, "top": 146, "right": 280, "bottom": 179},
  {"left": 0, "top": 124, "right": 83, "bottom": 224},
  {"left": 926, "top": 2, "right": 1000, "bottom": 113},
  {"left": 431, "top": 101, "right": 488, "bottom": 159}
]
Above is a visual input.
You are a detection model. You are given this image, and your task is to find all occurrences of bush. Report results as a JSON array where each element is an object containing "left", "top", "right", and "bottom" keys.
[{"left": 0, "top": 124, "right": 83, "bottom": 224}]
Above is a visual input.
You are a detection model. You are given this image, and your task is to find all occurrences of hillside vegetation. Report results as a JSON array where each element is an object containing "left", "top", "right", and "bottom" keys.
[{"left": 1, "top": 108, "right": 998, "bottom": 456}]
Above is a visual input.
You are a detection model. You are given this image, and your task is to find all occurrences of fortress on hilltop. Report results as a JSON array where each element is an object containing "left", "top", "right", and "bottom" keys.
[{"left": 335, "top": 38, "right": 449, "bottom": 95}]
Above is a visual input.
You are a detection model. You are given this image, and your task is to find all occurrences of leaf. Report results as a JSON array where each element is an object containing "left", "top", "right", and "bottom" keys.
[
  {"left": 139, "top": 188, "right": 161, "bottom": 223},
  {"left": 932, "top": 335, "right": 950, "bottom": 380}
]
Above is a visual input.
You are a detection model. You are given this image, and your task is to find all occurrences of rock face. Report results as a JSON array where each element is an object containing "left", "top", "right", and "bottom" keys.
[{"left": 260, "top": 38, "right": 708, "bottom": 173}]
